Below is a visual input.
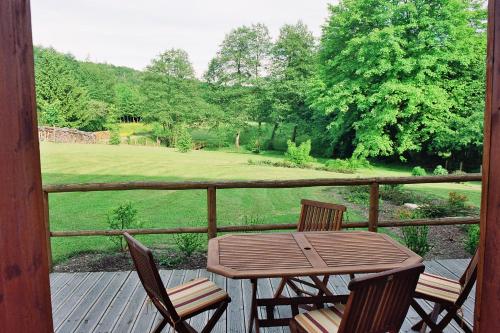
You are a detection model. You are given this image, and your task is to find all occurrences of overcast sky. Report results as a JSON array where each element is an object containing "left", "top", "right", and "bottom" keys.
[{"left": 31, "top": 0, "right": 335, "bottom": 77}]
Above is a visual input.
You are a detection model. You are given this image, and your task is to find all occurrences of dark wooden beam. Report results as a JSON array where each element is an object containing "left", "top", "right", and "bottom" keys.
[
  {"left": 0, "top": 0, "right": 54, "bottom": 331},
  {"left": 476, "top": 0, "right": 500, "bottom": 331}
]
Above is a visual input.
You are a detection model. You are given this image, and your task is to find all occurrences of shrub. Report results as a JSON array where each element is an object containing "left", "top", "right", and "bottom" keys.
[
  {"left": 452, "top": 170, "right": 467, "bottom": 176},
  {"left": 174, "top": 233, "right": 203, "bottom": 257},
  {"left": 325, "top": 159, "right": 355, "bottom": 173},
  {"left": 107, "top": 202, "right": 140, "bottom": 251},
  {"left": 109, "top": 127, "right": 121, "bottom": 145},
  {"left": 379, "top": 184, "right": 416, "bottom": 205},
  {"left": 465, "top": 225, "right": 479, "bottom": 254},
  {"left": 175, "top": 126, "right": 193, "bottom": 153},
  {"left": 399, "top": 209, "right": 431, "bottom": 256},
  {"left": 344, "top": 186, "right": 370, "bottom": 205},
  {"left": 411, "top": 166, "right": 427, "bottom": 176},
  {"left": 247, "top": 135, "right": 263, "bottom": 154},
  {"left": 433, "top": 165, "right": 449, "bottom": 175},
  {"left": 285, "top": 140, "right": 314, "bottom": 166}
]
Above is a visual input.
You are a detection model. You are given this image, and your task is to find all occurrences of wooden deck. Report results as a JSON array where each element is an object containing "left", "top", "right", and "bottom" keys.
[{"left": 50, "top": 259, "right": 474, "bottom": 333}]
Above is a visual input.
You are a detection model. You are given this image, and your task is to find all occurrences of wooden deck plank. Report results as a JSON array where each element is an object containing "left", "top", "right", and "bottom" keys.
[
  {"left": 92, "top": 271, "right": 140, "bottom": 333},
  {"left": 53, "top": 272, "right": 105, "bottom": 329},
  {"left": 73, "top": 271, "right": 130, "bottom": 333},
  {"left": 56, "top": 272, "right": 116, "bottom": 332},
  {"left": 50, "top": 259, "right": 473, "bottom": 333}
]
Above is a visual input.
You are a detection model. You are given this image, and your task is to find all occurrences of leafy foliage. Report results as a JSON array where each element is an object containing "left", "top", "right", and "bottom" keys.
[
  {"left": 285, "top": 139, "right": 314, "bottom": 166},
  {"left": 325, "top": 158, "right": 370, "bottom": 173},
  {"left": 175, "top": 126, "right": 193, "bottom": 153},
  {"left": 433, "top": 165, "right": 449, "bottom": 175},
  {"left": 107, "top": 202, "right": 140, "bottom": 251},
  {"left": 399, "top": 209, "right": 431, "bottom": 257},
  {"left": 174, "top": 233, "right": 203, "bottom": 257},
  {"left": 109, "top": 127, "right": 121, "bottom": 145},
  {"left": 411, "top": 167, "right": 427, "bottom": 176},
  {"left": 465, "top": 225, "right": 479, "bottom": 254}
]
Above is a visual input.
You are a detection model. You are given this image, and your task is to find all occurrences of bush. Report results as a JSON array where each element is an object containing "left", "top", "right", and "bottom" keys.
[
  {"left": 246, "top": 135, "right": 264, "bottom": 154},
  {"left": 452, "top": 170, "right": 467, "bottom": 176},
  {"left": 175, "top": 126, "right": 193, "bottom": 153},
  {"left": 325, "top": 159, "right": 355, "bottom": 173},
  {"left": 379, "top": 184, "right": 416, "bottom": 205},
  {"left": 174, "top": 233, "right": 203, "bottom": 257},
  {"left": 107, "top": 202, "right": 140, "bottom": 251},
  {"left": 399, "top": 209, "right": 431, "bottom": 256},
  {"left": 344, "top": 186, "right": 370, "bottom": 205},
  {"left": 433, "top": 165, "right": 449, "bottom": 175},
  {"left": 416, "top": 192, "right": 477, "bottom": 218},
  {"left": 465, "top": 225, "right": 479, "bottom": 254},
  {"left": 109, "top": 127, "right": 121, "bottom": 145},
  {"left": 285, "top": 140, "right": 314, "bottom": 166},
  {"left": 411, "top": 166, "right": 427, "bottom": 176}
]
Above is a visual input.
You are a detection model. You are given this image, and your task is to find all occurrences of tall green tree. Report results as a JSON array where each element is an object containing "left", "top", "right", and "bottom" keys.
[
  {"left": 205, "top": 24, "right": 272, "bottom": 147},
  {"left": 34, "top": 47, "right": 90, "bottom": 128},
  {"left": 311, "top": 0, "right": 486, "bottom": 160},
  {"left": 269, "top": 22, "right": 316, "bottom": 145}
]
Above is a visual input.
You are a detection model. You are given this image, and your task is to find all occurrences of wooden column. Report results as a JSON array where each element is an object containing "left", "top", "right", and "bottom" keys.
[
  {"left": 43, "top": 191, "right": 53, "bottom": 270},
  {"left": 0, "top": 0, "right": 54, "bottom": 332},
  {"left": 368, "top": 183, "right": 379, "bottom": 232},
  {"left": 475, "top": 0, "right": 500, "bottom": 331},
  {"left": 207, "top": 187, "right": 217, "bottom": 239}
]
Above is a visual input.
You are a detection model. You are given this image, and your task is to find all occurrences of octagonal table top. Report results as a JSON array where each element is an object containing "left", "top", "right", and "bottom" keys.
[{"left": 207, "top": 231, "right": 422, "bottom": 279}]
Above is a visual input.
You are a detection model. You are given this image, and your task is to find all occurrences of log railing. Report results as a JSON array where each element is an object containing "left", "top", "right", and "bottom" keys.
[{"left": 42, "top": 173, "right": 482, "bottom": 267}]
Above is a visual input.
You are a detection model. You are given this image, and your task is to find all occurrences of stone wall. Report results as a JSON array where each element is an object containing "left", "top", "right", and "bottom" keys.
[{"left": 38, "top": 126, "right": 107, "bottom": 144}]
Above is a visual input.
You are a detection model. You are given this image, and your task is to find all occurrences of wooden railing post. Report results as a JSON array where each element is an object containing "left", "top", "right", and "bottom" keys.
[
  {"left": 207, "top": 186, "right": 217, "bottom": 239},
  {"left": 43, "top": 191, "right": 53, "bottom": 270},
  {"left": 368, "top": 182, "right": 379, "bottom": 232}
]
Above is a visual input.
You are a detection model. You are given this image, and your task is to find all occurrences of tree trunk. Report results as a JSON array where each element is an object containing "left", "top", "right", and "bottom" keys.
[
  {"left": 235, "top": 130, "right": 240, "bottom": 149},
  {"left": 268, "top": 123, "right": 279, "bottom": 150},
  {"left": 291, "top": 125, "right": 298, "bottom": 143}
]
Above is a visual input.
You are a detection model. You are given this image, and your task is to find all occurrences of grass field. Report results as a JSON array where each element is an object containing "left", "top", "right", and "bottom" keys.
[{"left": 41, "top": 142, "right": 481, "bottom": 263}]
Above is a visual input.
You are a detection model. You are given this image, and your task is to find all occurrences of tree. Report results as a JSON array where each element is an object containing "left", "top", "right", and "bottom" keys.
[
  {"left": 114, "top": 83, "right": 143, "bottom": 122},
  {"left": 269, "top": 22, "right": 316, "bottom": 145},
  {"left": 310, "top": 0, "right": 486, "bottom": 161},
  {"left": 141, "top": 49, "right": 209, "bottom": 145},
  {"left": 34, "top": 47, "right": 90, "bottom": 128},
  {"left": 204, "top": 24, "right": 272, "bottom": 147}
]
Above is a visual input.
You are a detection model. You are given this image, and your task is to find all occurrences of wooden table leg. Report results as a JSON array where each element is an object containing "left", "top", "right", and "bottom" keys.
[
  {"left": 248, "top": 279, "right": 260, "bottom": 333},
  {"left": 310, "top": 276, "right": 334, "bottom": 296}
]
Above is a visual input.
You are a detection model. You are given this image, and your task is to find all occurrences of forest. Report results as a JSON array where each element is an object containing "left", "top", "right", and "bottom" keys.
[{"left": 34, "top": 0, "right": 487, "bottom": 170}]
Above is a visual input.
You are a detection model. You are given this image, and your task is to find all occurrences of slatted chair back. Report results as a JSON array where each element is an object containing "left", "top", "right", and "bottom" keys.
[
  {"left": 457, "top": 249, "right": 479, "bottom": 305},
  {"left": 124, "top": 233, "right": 179, "bottom": 322},
  {"left": 297, "top": 199, "right": 347, "bottom": 232},
  {"left": 338, "top": 263, "right": 425, "bottom": 333}
]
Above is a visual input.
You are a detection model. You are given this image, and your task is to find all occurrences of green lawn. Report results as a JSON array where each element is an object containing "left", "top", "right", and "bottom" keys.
[{"left": 41, "top": 142, "right": 481, "bottom": 263}]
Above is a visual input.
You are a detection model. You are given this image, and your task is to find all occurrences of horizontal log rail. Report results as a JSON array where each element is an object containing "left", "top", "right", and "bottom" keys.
[
  {"left": 43, "top": 173, "right": 481, "bottom": 193},
  {"left": 42, "top": 174, "right": 482, "bottom": 268}
]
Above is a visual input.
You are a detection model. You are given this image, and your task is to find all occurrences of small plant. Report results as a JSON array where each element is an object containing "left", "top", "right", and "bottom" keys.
[
  {"left": 285, "top": 140, "right": 314, "bottom": 166},
  {"left": 107, "top": 202, "right": 140, "bottom": 251},
  {"left": 109, "top": 127, "right": 121, "bottom": 145},
  {"left": 452, "top": 170, "right": 467, "bottom": 176},
  {"left": 325, "top": 159, "right": 355, "bottom": 173},
  {"left": 247, "top": 135, "right": 263, "bottom": 154},
  {"left": 126, "top": 135, "right": 131, "bottom": 144},
  {"left": 433, "top": 165, "right": 449, "bottom": 175},
  {"left": 399, "top": 209, "right": 431, "bottom": 256},
  {"left": 412, "top": 166, "right": 427, "bottom": 176},
  {"left": 465, "top": 225, "right": 479, "bottom": 254},
  {"left": 158, "top": 254, "right": 184, "bottom": 268},
  {"left": 175, "top": 126, "right": 193, "bottom": 153},
  {"left": 174, "top": 233, "right": 203, "bottom": 257},
  {"left": 344, "top": 186, "right": 370, "bottom": 205}
]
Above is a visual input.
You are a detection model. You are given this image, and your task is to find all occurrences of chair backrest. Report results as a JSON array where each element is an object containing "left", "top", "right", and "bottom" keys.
[
  {"left": 338, "top": 263, "right": 425, "bottom": 333},
  {"left": 297, "top": 199, "right": 347, "bottom": 232},
  {"left": 457, "top": 249, "right": 479, "bottom": 305},
  {"left": 124, "top": 233, "right": 179, "bottom": 322}
]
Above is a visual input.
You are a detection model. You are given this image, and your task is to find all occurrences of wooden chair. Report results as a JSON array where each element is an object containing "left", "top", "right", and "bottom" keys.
[
  {"left": 274, "top": 199, "right": 347, "bottom": 299},
  {"left": 290, "top": 263, "right": 425, "bottom": 333},
  {"left": 411, "top": 251, "right": 478, "bottom": 333},
  {"left": 124, "top": 233, "right": 230, "bottom": 333}
]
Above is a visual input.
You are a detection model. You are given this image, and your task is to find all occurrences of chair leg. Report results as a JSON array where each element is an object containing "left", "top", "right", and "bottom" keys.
[
  {"left": 453, "top": 313, "right": 472, "bottom": 333},
  {"left": 201, "top": 299, "right": 230, "bottom": 333},
  {"left": 410, "top": 300, "right": 442, "bottom": 332},
  {"left": 153, "top": 318, "right": 168, "bottom": 333}
]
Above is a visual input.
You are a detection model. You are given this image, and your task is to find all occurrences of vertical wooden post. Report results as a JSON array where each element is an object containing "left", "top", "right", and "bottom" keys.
[
  {"left": 368, "top": 182, "right": 379, "bottom": 232},
  {"left": 0, "top": 0, "right": 54, "bottom": 331},
  {"left": 476, "top": 0, "right": 500, "bottom": 331},
  {"left": 207, "top": 186, "right": 217, "bottom": 239},
  {"left": 43, "top": 191, "right": 53, "bottom": 271}
]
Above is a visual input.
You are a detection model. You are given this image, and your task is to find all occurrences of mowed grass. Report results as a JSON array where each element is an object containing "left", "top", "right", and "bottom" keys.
[{"left": 41, "top": 142, "right": 481, "bottom": 263}]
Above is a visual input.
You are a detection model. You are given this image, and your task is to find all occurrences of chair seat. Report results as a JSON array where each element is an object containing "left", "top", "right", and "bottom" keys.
[
  {"left": 167, "top": 277, "right": 228, "bottom": 318},
  {"left": 415, "top": 273, "right": 462, "bottom": 303},
  {"left": 293, "top": 303, "right": 345, "bottom": 333}
]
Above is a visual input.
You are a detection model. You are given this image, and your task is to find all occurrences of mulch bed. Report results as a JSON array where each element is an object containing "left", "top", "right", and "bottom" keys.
[{"left": 53, "top": 249, "right": 207, "bottom": 272}]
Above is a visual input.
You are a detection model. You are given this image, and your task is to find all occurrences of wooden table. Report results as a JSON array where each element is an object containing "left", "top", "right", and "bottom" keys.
[{"left": 207, "top": 231, "right": 422, "bottom": 332}]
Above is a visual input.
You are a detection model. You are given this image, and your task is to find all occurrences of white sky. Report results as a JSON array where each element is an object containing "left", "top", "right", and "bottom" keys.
[{"left": 31, "top": 0, "right": 335, "bottom": 77}]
